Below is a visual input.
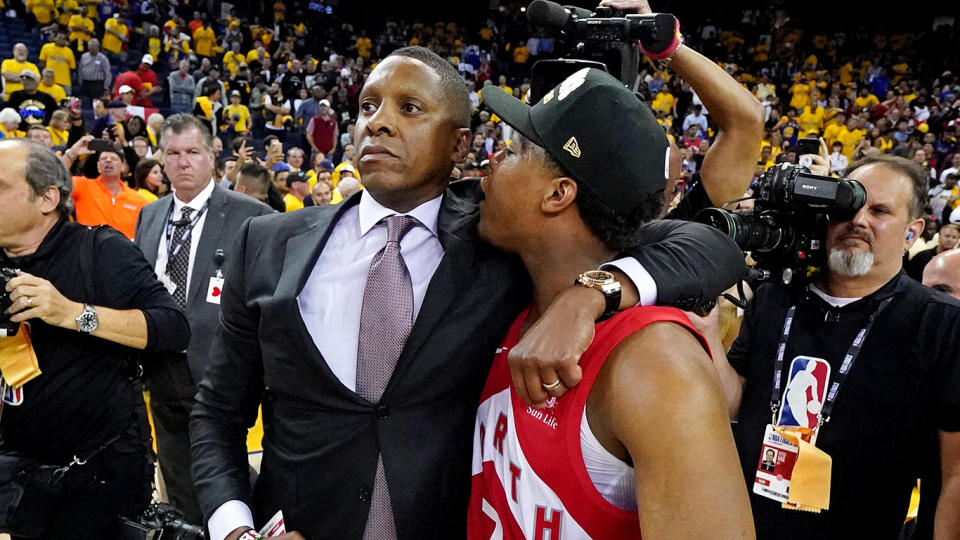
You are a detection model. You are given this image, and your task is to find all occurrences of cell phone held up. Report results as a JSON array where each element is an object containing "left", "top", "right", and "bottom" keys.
[
  {"left": 796, "top": 137, "right": 819, "bottom": 168},
  {"left": 88, "top": 138, "right": 117, "bottom": 154}
]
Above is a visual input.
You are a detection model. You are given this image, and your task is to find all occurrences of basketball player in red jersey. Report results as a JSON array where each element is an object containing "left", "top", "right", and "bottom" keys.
[{"left": 468, "top": 67, "right": 755, "bottom": 539}]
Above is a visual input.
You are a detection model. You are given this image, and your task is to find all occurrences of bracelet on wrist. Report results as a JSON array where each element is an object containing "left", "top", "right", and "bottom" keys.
[{"left": 237, "top": 529, "right": 263, "bottom": 540}]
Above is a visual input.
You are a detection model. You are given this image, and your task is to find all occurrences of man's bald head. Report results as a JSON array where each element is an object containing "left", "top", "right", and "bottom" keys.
[{"left": 923, "top": 249, "right": 960, "bottom": 300}]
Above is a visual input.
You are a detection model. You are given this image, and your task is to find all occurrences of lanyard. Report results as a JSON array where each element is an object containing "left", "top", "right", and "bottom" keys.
[
  {"left": 163, "top": 199, "right": 210, "bottom": 272},
  {"left": 769, "top": 297, "right": 893, "bottom": 430}
]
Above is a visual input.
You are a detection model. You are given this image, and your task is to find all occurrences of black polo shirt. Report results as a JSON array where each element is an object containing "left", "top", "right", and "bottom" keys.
[
  {"left": 728, "top": 272, "right": 960, "bottom": 539},
  {"left": 0, "top": 218, "right": 190, "bottom": 463}
]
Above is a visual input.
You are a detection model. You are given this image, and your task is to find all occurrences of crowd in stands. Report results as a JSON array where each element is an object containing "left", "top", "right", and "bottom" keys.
[
  {"left": 2, "top": 3, "right": 959, "bottom": 253},
  {"left": 0, "top": 0, "right": 959, "bottom": 537}
]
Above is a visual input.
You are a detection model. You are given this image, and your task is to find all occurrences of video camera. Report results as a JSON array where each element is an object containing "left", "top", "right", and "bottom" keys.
[
  {"left": 1, "top": 267, "right": 19, "bottom": 337},
  {"left": 118, "top": 502, "right": 205, "bottom": 540},
  {"left": 695, "top": 163, "right": 867, "bottom": 287},
  {"left": 525, "top": 0, "right": 676, "bottom": 101}
]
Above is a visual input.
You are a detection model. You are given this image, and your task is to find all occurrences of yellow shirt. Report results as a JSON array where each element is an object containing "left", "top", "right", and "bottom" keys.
[
  {"left": 789, "top": 83, "right": 810, "bottom": 110},
  {"left": 798, "top": 106, "right": 825, "bottom": 135},
  {"left": 1, "top": 59, "right": 40, "bottom": 99},
  {"left": 513, "top": 46, "right": 529, "bottom": 64},
  {"left": 39, "top": 43, "right": 75, "bottom": 87},
  {"left": 839, "top": 63, "right": 854, "bottom": 85},
  {"left": 68, "top": 15, "right": 94, "bottom": 44},
  {"left": 330, "top": 161, "right": 361, "bottom": 187},
  {"left": 246, "top": 49, "right": 269, "bottom": 63},
  {"left": 56, "top": 0, "right": 76, "bottom": 25},
  {"left": 854, "top": 94, "right": 879, "bottom": 110},
  {"left": 47, "top": 125, "right": 68, "bottom": 146},
  {"left": 37, "top": 81, "right": 66, "bottom": 102},
  {"left": 354, "top": 37, "right": 372, "bottom": 59},
  {"left": 27, "top": 0, "right": 56, "bottom": 24},
  {"left": 836, "top": 127, "right": 865, "bottom": 159},
  {"left": 822, "top": 123, "right": 843, "bottom": 146},
  {"left": 222, "top": 51, "right": 242, "bottom": 77},
  {"left": 193, "top": 26, "right": 216, "bottom": 57},
  {"left": 148, "top": 37, "right": 161, "bottom": 59},
  {"left": 138, "top": 188, "right": 159, "bottom": 202},
  {"left": 223, "top": 104, "right": 251, "bottom": 133},
  {"left": 651, "top": 92, "right": 675, "bottom": 116},
  {"left": 283, "top": 192, "right": 303, "bottom": 212},
  {"left": 103, "top": 18, "right": 128, "bottom": 54}
]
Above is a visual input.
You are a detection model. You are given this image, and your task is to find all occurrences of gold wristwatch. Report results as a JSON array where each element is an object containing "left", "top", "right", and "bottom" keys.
[{"left": 575, "top": 270, "right": 621, "bottom": 321}]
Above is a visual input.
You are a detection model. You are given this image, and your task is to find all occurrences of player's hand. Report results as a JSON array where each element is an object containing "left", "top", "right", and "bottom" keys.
[
  {"left": 5, "top": 271, "right": 82, "bottom": 329},
  {"left": 599, "top": 0, "right": 652, "bottom": 13},
  {"left": 508, "top": 286, "right": 602, "bottom": 408}
]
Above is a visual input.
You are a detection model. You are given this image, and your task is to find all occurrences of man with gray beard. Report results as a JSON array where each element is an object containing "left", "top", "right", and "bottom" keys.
[{"left": 708, "top": 154, "right": 960, "bottom": 539}]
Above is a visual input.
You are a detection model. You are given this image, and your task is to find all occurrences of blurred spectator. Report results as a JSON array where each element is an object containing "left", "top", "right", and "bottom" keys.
[
  {"left": 283, "top": 170, "right": 309, "bottom": 210},
  {"left": 168, "top": 60, "right": 196, "bottom": 114},
  {"left": 234, "top": 162, "right": 271, "bottom": 203},
  {"left": 307, "top": 178, "right": 333, "bottom": 206},
  {"left": 306, "top": 98, "right": 338, "bottom": 159},
  {"left": 39, "top": 31, "right": 75, "bottom": 95},
  {"left": 102, "top": 13, "right": 129, "bottom": 62},
  {"left": 38, "top": 68, "right": 67, "bottom": 103},
  {"left": 2, "top": 43, "right": 41, "bottom": 100},
  {"left": 133, "top": 157, "right": 166, "bottom": 202},
  {"left": 136, "top": 55, "right": 161, "bottom": 106},
  {"left": 78, "top": 38, "right": 111, "bottom": 101},
  {"left": 922, "top": 250, "right": 960, "bottom": 300},
  {"left": 8, "top": 70, "right": 58, "bottom": 131},
  {"left": 71, "top": 145, "right": 149, "bottom": 238},
  {"left": 907, "top": 223, "right": 960, "bottom": 280},
  {"left": 0, "top": 107, "right": 22, "bottom": 138}
]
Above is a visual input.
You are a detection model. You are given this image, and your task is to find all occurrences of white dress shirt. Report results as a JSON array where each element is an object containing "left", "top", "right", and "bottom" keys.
[
  {"left": 208, "top": 189, "right": 658, "bottom": 539},
  {"left": 154, "top": 179, "right": 216, "bottom": 295}
]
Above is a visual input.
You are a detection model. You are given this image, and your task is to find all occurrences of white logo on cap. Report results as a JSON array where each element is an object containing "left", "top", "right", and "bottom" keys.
[
  {"left": 557, "top": 67, "right": 590, "bottom": 101},
  {"left": 541, "top": 91, "right": 555, "bottom": 105},
  {"left": 563, "top": 137, "right": 582, "bottom": 158}
]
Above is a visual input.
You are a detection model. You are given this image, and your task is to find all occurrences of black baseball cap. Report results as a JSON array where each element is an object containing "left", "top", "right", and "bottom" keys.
[
  {"left": 482, "top": 68, "right": 670, "bottom": 215},
  {"left": 286, "top": 171, "right": 308, "bottom": 188}
]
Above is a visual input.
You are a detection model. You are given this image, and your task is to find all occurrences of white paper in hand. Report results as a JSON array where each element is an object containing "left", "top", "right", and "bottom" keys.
[{"left": 258, "top": 510, "right": 286, "bottom": 537}]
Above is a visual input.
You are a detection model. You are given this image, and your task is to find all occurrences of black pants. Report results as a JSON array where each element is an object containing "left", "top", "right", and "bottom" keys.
[
  {"left": 81, "top": 79, "right": 105, "bottom": 102},
  {"left": 12, "top": 445, "right": 152, "bottom": 540},
  {"left": 145, "top": 352, "right": 204, "bottom": 526}
]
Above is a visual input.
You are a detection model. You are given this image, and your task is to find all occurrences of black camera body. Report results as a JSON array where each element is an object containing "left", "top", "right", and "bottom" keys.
[
  {"left": 695, "top": 163, "right": 867, "bottom": 286},
  {"left": 118, "top": 503, "right": 205, "bottom": 540},
  {"left": 526, "top": 0, "right": 672, "bottom": 101},
  {"left": 1, "top": 267, "right": 19, "bottom": 337}
]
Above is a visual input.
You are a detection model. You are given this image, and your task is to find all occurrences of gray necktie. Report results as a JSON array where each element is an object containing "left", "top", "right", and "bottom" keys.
[
  {"left": 356, "top": 214, "right": 419, "bottom": 539},
  {"left": 167, "top": 206, "right": 194, "bottom": 307}
]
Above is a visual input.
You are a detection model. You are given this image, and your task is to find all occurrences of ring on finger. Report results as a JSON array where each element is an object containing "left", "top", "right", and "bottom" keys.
[
  {"left": 541, "top": 379, "right": 561, "bottom": 391},
  {"left": 25, "top": 297, "right": 32, "bottom": 307}
]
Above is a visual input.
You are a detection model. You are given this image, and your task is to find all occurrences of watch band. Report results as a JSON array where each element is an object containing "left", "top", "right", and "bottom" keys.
[{"left": 237, "top": 530, "right": 263, "bottom": 540}]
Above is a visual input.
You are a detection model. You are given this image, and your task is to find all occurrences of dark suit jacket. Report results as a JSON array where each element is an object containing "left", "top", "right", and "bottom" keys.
[
  {"left": 190, "top": 180, "right": 745, "bottom": 539},
  {"left": 134, "top": 183, "right": 274, "bottom": 382}
]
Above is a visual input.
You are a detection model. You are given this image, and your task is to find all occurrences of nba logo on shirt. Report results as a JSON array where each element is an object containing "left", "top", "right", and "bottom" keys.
[
  {"left": 3, "top": 384, "right": 24, "bottom": 406},
  {"left": 776, "top": 356, "right": 831, "bottom": 429}
]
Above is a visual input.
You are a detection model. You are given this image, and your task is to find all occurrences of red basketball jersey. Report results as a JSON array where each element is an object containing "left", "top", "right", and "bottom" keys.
[{"left": 468, "top": 305, "right": 708, "bottom": 540}]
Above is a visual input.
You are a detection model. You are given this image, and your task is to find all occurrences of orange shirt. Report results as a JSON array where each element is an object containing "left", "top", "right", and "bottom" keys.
[{"left": 71, "top": 175, "right": 149, "bottom": 239}]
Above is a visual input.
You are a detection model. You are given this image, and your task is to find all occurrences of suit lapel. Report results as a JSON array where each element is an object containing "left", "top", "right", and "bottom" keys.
[
  {"left": 275, "top": 193, "right": 360, "bottom": 299},
  {"left": 387, "top": 189, "right": 478, "bottom": 390},
  {"left": 141, "top": 196, "right": 172, "bottom": 267},
  {"left": 187, "top": 184, "right": 226, "bottom": 305}
]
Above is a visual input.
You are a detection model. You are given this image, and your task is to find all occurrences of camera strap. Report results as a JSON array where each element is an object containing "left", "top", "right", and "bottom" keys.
[{"left": 769, "top": 297, "right": 893, "bottom": 430}]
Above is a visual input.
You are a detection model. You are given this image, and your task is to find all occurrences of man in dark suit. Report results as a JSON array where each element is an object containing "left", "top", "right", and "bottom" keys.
[
  {"left": 134, "top": 114, "right": 273, "bottom": 525},
  {"left": 191, "top": 47, "right": 746, "bottom": 540}
]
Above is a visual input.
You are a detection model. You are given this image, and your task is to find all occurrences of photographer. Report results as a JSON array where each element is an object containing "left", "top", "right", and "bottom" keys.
[
  {"left": 0, "top": 139, "right": 190, "bottom": 538},
  {"left": 706, "top": 155, "right": 960, "bottom": 538}
]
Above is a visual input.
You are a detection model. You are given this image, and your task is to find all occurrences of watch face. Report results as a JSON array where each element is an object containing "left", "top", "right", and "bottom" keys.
[
  {"left": 78, "top": 310, "right": 97, "bottom": 332},
  {"left": 583, "top": 270, "right": 614, "bottom": 283}
]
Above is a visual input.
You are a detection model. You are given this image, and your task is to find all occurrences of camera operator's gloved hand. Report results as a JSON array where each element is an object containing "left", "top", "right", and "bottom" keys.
[
  {"left": 599, "top": 0, "right": 682, "bottom": 60},
  {"left": 639, "top": 14, "right": 682, "bottom": 60}
]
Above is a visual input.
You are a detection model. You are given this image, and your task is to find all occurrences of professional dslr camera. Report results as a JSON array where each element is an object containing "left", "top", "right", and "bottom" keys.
[
  {"left": 118, "top": 502, "right": 205, "bottom": 540},
  {"left": 695, "top": 163, "right": 867, "bottom": 287},
  {"left": 1, "top": 267, "right": 19, "bottom": 337},
  {"left": 524, "top": 0, "right": 678, "bottom": 101}
]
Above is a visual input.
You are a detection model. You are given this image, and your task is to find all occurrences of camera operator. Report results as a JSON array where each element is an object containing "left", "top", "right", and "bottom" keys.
[
  {"left": 599, "top": 0, "right": 764, "bottom": 219},
  {"left": 0, "top": 139, "right": 190, "bottom": 538},
  {"left": 706, "top": 154, "right": 960, "bottom": 538}
]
